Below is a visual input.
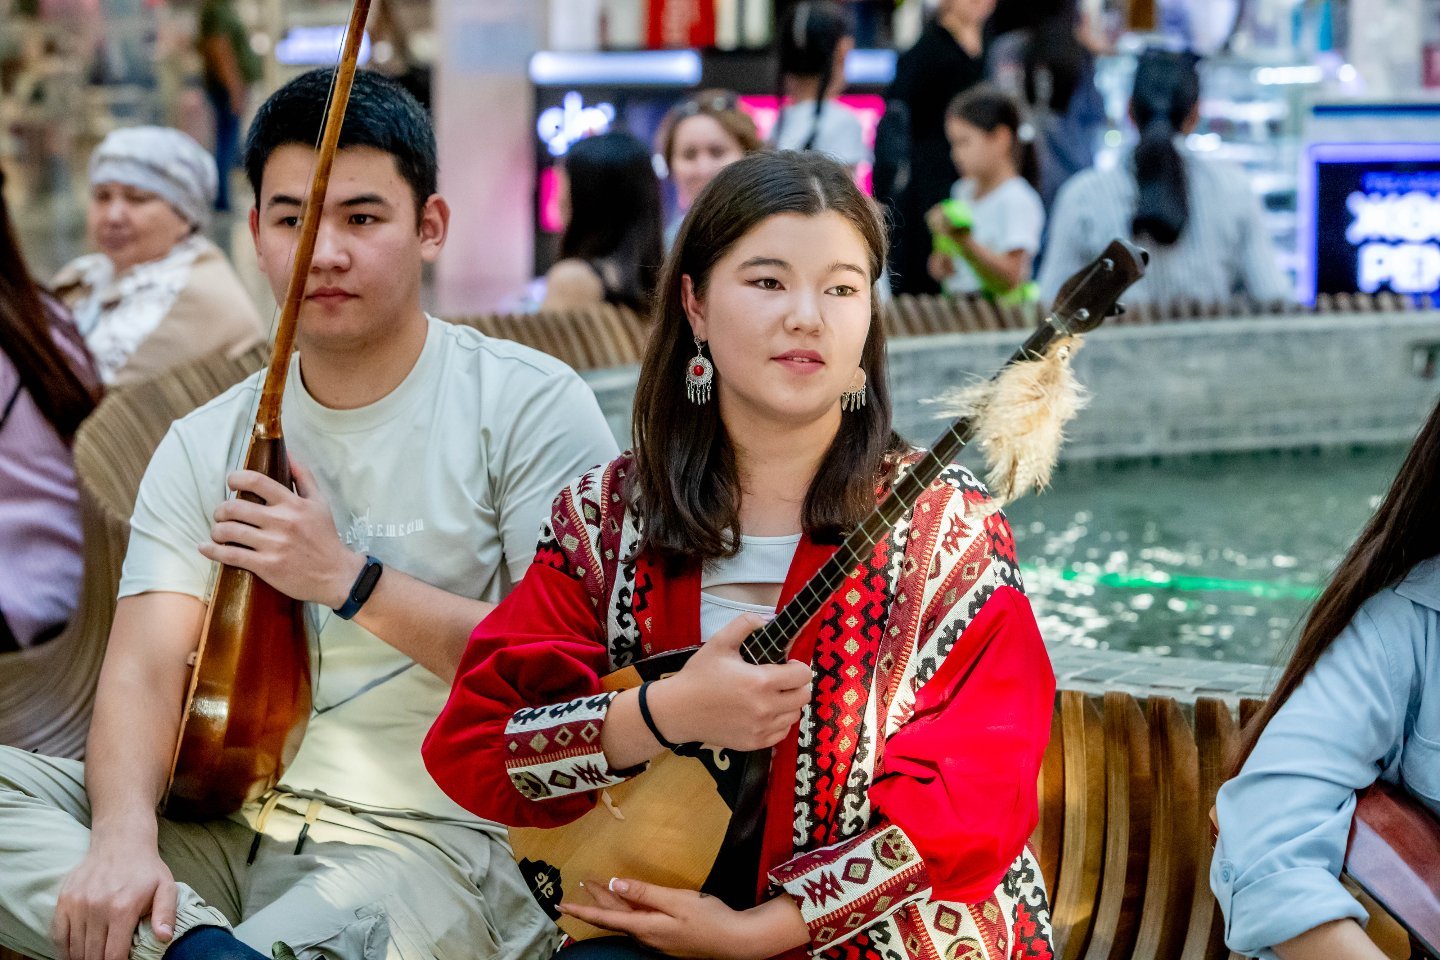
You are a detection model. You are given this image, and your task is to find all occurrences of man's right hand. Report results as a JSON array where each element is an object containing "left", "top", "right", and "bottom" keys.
[
  {"left": 53, "top": 836, "right": 177, "bottom": 960},
  {"left": 650, "top": 613, "right": 813, "bottom": 752}
]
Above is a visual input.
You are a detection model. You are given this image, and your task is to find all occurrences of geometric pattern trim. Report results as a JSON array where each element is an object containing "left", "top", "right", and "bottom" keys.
[
  {"left": 768, "top": 823, "right": 932, "bottom": 951},
  {"left": 503, "top": 690, "right": 629, "bottom": 801},
  {"left": 803, "top": 846, "right": 1053, "bottom": 960}
]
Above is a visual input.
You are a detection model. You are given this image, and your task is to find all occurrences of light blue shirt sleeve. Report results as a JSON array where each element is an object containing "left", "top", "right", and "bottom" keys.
[{"left": 1211, "top": 590, "right": 1420, "bottom": 958}]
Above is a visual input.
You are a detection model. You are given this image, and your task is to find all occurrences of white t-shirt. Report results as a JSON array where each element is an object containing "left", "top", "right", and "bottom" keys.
[
  {"left": 120, "top": 317, "right": 619, "bottom": 823},
  {"left": 774, "top": 100, "right": 869, "bottom": 167},
  {"left": 943, "top": 175, "right": 1046, "bottom": 296}
]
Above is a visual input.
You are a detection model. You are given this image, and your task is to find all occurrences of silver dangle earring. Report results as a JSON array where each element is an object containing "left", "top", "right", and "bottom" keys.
[
  {"left": 685, "top": 336, "right": 714, "bottom": 404},
  {"left": 841, "top": 369, "right": 868, "bottom": 412}
]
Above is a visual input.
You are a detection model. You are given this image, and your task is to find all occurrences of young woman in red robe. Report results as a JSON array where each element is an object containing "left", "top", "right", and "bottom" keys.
[{"left": 424, "top": 150, "right": 1056, "bottom": 960}]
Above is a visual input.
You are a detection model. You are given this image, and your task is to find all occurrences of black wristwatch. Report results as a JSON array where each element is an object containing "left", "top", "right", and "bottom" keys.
[{"left": 334, "top": 555, "right": 383, "bottom": 620}]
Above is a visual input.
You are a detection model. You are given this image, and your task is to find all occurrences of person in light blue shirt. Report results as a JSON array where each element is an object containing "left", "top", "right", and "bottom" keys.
[{"left": 1212, "top": 397, "right": 1440, "bottom": 960}]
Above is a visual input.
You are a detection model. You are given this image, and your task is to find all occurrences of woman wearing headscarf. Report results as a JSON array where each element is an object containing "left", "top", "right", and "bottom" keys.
[
  {"left": 1037, "top": 49, "right": 1288, "bottom": 305},
  {"left": 52, "top": 126, "right": 265, "bottom": 388}
]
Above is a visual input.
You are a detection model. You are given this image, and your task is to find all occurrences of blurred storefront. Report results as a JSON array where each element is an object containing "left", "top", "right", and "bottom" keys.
[{"left": 4, "top": 0, "right": 1440, "bottom": 306}]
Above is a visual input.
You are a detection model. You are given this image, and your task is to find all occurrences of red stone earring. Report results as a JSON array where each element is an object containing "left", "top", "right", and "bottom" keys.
[{"left": 685, "top": 336, "right": 714, "bottom": 404}]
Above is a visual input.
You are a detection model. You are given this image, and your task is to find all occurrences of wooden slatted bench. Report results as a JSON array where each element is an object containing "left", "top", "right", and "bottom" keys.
[{"left": 0, "top": 346, "right": 269, "bottom": 758}]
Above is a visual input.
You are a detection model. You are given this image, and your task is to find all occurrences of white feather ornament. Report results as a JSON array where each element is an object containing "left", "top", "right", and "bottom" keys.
[{"left": 929, "top": 336, "right": 1089, "bottom": 512}]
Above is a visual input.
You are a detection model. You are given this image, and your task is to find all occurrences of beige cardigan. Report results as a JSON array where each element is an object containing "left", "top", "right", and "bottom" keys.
[{"left": 53, "top": 236, "right": 266, "bottom": 389}]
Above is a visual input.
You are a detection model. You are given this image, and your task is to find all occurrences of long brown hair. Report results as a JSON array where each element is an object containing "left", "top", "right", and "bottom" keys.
[
  {"left": 631, "top": 150, "right": 906, "bottom": 570},
  {"left": 0, "top": 166, "right": 98, "bottom": 439},
  {"left": 1231, "top": 398, "right": 1440, "bottom": 772}
]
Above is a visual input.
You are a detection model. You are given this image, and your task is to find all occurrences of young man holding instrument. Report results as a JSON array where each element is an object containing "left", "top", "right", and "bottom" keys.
[{"left": 0, "top": 69, "right": 616, "bottom": 960}]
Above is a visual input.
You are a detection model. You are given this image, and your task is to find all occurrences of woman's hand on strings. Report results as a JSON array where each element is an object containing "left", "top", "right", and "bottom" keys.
[
  {"left": 558, "top": 878, "right": 808, "bottom": 960},
  {"left": 200, "top": 458, "right": 365, "bottom": 608},
  {"left": 650, "top": 612, "right": 812, "bottom": 752}
]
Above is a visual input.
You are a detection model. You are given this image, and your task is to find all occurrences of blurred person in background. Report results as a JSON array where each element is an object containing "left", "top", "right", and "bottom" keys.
[
  {"left": 198, "top": 0, "right": 262, "bottom": 213},
  {"left": 987, "top": 0, "right": 1107, "bottom": 212},
  {"left": 1037, "top": 49, "right": 1288, "bottom": 305},
  {"left": 875, "top": 0, "right": 995, "bottom": 295},
  {"left": 654, "top": 90, "right": 762, "bottom": 249},
  {"left": 927, "top": 85, "right": 1044, "bottom": 303},
  {"left": 52, "top": 126, "right": 265, "bottom": 388},
  {"left": 541, "top": 131, "right": 664, "bottom": 315},
  {"left": 0, "top": 164, "right": 102, "bottom": 653},
  {"left": 771, "top": 1, "right": 868, "bottom": 171}
]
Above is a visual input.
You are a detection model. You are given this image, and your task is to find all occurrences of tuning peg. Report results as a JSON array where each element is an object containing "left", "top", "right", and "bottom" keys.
[{"left": 1107, "top": 301, "right": 1127, "bottom": 317}]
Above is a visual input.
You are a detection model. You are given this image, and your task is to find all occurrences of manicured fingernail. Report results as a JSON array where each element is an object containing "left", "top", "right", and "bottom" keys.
[{"left": 609, "top": 878, "right": 629, "bottom": 894}]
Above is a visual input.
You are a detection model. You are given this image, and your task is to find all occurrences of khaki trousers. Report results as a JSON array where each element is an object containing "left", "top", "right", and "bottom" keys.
[{"left": 0, "top": 747, "right": 558, "bottom": 960}]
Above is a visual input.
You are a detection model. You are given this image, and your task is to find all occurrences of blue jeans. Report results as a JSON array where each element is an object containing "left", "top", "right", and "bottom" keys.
[
  {"left": 165, "top": 926, "right": 267, "bottom": 960},
  {"left": 554, "top": 937, "right": 672, "bottom": 959}
]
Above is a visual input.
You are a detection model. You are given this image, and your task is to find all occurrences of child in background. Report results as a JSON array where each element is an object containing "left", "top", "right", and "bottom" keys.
[
  {"left": 928, "top": 85, "right": 1044, "bottom": 302},
  {"left": 772, "top": 1, "right": 868, "bottom": 170}
]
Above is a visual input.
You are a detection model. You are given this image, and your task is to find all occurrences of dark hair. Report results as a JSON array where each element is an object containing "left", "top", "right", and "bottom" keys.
[
  {"left": 0, "top": 165, "right": 98, "bottom": 439},
  {"left": 1232, "top": 397, "right": 1440, "bottom": 774},
  {"left": 560, "top": 131, "right": 664, "bottom": 313},
  {"left": 1130, "top": 49, "right": 1201, "bottom": 246},
  {"left": 243, "top": 67, "right": 437, "bottom": 219},
  {"left": 655, "top": 89, "right": 763, "bottom": 170},
  {"left": 631, "top": 151, "right": 906, "bottom": 569},
  {"left": 1022, "top": 10, "right": 1089, "bottom": 114},
  {"left": 775, "top": 1, "right": 853, "bottom": 152},
  {"left": 946, "top": 84, "right": 1041, "bottom": 190}
]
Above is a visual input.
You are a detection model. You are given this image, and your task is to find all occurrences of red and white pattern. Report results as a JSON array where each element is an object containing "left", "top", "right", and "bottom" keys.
[
  {"left": 770, "top": 824, "right": 932, "bottom": 948},
  {"left": 504, "top": 691, "right": 628, "bottom": 800},
  {"left": 426, "top": 452, "right": 1057, "bottom": 959}
]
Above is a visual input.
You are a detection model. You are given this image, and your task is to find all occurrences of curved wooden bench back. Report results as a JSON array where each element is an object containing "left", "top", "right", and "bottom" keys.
[
  {"left": 1040, "top": 691, "right": 1222, "bottom": 960},
  {"left": 448, "top": 306, "right": 651, "bottom": 371},
  {"left": 0, "top": 346, "right": 268, "bottom": 758}
]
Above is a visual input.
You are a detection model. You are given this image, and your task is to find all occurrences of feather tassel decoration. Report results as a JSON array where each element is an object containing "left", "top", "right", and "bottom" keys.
[{"left": 929, "top": 335, "right": 1088, "bottom": 511}]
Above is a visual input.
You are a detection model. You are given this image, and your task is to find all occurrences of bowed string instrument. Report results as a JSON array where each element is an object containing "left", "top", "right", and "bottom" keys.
[{"left": 163, "top": 0, "right": 373, "bottom": 821}]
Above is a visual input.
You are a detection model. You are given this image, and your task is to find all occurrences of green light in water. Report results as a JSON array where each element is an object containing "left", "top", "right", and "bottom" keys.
[{"left": 1022, "top": 565, "right": 1322, "bottom": 601}]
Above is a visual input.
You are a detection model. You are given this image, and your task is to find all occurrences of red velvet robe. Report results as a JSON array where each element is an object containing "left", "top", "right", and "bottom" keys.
[{"left": 425, "top": 453, "right": 1056, "bottom": 959}]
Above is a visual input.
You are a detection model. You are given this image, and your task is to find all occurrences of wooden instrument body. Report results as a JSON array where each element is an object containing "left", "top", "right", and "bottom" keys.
[
  {"left": 163, "top": 435, "right": 312, "bottom": 821},
  {"left": 1346, "top": 781, "right": 1440, "bottom": 959},
  {"left": 508, "top": 647, "right": 762, "bottom": 941}
]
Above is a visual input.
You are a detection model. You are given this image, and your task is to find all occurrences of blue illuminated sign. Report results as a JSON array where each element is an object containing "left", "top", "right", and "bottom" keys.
[
  {"left": 1299, "top": 142, "right": 1440, "bottom": 302},
  {"left": 275, "top": 26, "right": 372, "bottom": 67}
]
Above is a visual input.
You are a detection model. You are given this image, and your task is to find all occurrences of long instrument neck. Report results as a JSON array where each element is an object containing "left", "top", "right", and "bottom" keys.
[
  {"left": 739, "top": 317, "right": 1067, "bottom": 666},
  {"left": 253, "top": 0, "right": 372, "bottom": 441}
]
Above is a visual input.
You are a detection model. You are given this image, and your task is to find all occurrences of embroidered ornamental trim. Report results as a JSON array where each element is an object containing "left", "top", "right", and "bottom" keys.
[
  {"left": 803, "top": 847, "right": 1052, "bottom": 960},
  {"left": 503, "top": 691, "right": 631, "bottom": 800},
  {"left": 769, "top": 823, "right": 933, "bottom": 951}
]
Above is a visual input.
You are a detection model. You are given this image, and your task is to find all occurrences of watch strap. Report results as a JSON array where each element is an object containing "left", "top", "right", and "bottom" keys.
[{"left": 335, "top": 554, "right": 383, "bottom": 620}]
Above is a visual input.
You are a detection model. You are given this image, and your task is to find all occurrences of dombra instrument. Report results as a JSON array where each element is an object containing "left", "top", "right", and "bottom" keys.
[
  {"left": 509, "top": 239, "right": 1149, "bottom": 938},
  {"left": 162, "top": 0, "right": 373, "bottom": 821}
]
